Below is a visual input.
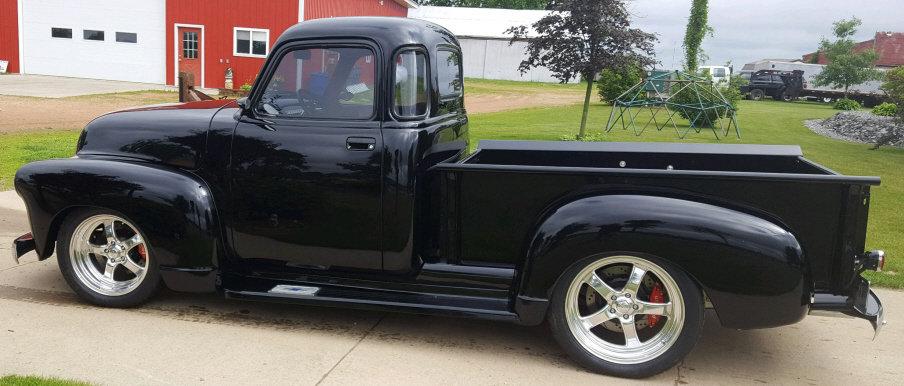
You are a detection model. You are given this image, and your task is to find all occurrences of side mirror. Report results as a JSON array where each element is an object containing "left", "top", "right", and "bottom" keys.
[{"left": 237, "top": 97, "right": 250, "bottom": 109}]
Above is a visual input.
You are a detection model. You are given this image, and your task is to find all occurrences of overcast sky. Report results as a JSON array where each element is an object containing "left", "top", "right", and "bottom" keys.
[{"left": 627, "top": 0, "right": 904, "bottom": 70}]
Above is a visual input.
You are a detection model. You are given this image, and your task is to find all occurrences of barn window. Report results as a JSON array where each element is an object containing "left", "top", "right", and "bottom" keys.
[
  {"left": 234, "top": 28, "right": 269, "bottom": 57},
  {"left": 182, "top": 32, "right": 198, "bottom": 59},
  {"left": 83, "top": 30, "right": 105, "bottom": 41},
  {"left": 51, "top": 28, "right": 72, "bottom": 39},
  {"left": 437, "top": 49, "right": 463, "bottom": 98},
  {"left": 116, "top": 32, "right": 138, "bottom": 44}
]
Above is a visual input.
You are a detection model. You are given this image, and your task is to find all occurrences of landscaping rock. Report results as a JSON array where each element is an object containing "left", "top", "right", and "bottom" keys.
[{"left": 805, "top": 111, "right": 903, "bottom": 147}]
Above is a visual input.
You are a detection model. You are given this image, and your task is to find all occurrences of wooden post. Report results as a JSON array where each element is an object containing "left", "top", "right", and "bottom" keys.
[{"left": 178, "top": 72, "right": 195, "bottom": 102}]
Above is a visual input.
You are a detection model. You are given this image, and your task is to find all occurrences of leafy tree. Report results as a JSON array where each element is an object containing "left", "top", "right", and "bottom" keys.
[
  {"left": 881, "top": 66, "right": 904, "bottom": 120},
  {"left": 813, "top": 18, "right": 883, "bottom": 98},
  {"left": 420, "top": 0, "right": 548, "bottom": 9},
  {"left": 683, "top": 0, "right": 710, "bottom": 71},
  {"left": 507, "top": 0, "right": 656, "bottom": 138},
  {"left": 597, "top": 63, "right": 643, "bottom": 104},
  {"left": 872, "top": 66, "right": 904, "bottom": 148}
]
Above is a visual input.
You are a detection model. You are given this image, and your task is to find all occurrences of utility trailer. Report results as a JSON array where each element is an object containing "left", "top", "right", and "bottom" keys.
[{"left": 740, "top": 60, "right": 887, "bottom": 106}]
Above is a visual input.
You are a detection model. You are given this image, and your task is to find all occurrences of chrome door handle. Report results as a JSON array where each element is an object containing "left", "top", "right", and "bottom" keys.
[{"left": 346, "top": 137, "right": 376, "bottom": 151}]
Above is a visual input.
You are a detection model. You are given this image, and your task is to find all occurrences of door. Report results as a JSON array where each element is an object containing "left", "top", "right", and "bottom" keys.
[
  {"left": 228, "top": 44, "right": 384, "bottom": 273},
  {"left": 178, "top": 27, "right": 202, "bottom": 86}
]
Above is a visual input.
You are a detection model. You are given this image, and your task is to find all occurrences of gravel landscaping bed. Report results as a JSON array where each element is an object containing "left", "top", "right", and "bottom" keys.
[{"left": 805, "top": 111, "right": 903, "bottom": 147}]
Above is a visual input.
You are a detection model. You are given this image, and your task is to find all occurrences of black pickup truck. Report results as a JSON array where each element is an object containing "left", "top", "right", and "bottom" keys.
[{"left": 12, "top": 17, "right": 886, "bottom": 378}]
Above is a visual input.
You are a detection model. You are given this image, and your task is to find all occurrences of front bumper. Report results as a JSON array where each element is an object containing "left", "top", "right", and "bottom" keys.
[
  {"left": 810, "top": 277, "right": 886, "bottom": 338},
  {"left": 10, "top": 232, "right": 35, "bottom": 265}
]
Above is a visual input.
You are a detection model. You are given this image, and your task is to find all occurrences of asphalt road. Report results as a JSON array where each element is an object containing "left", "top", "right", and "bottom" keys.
[{"left": 0, "top": 196, "right": 901, "bottom": 385}]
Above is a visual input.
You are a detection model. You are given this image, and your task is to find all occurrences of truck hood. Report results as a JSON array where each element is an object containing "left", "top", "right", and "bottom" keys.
[{"left": 77, "top": 100, "right": 236, "bottom": 169}]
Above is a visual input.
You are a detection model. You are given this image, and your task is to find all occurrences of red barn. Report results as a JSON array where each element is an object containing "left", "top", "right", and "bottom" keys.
[
  {"left": 0, "top": 0, "right": 20, "bottom": 73},
  {"left": 0, "top": 0, "right": 414, "bottom": 84},
  {"left": 166, "top": 0, "right": 414, "bottom": 89}
]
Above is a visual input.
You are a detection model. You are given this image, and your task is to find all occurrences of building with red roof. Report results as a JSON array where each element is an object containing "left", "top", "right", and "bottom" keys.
[{"left": 803, "top": 31, "right": 904, "bottom": 68}]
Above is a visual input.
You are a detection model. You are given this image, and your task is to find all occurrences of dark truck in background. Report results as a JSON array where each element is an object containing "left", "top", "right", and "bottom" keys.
[
  {"left": 12, "top": 17, "right": 886, "bottom": 378},
  {"left": 740, "top": 60, "right": 888, "bottom": 106}
]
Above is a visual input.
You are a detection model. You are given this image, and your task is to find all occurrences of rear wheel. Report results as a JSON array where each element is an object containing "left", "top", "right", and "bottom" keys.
[
  {"left": 548, "top": 254, "right": 704, "bottom": 378},
  {"left": 57, "top": 208, "right": 161, "bottom": 307},
  {"left": 749, "top": 89, "right": 765, "bottom": 101},
  {"left": 781, "top": 91, "right": 794, "bottom": 102}
]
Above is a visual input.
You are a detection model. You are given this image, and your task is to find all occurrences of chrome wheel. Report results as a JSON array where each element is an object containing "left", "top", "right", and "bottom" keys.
[
  {"left": 564, "top": 255, "right": 684, "bottom": 365},
  {"left": 68, "top": 215, "right": 149, "bottom": 297}
]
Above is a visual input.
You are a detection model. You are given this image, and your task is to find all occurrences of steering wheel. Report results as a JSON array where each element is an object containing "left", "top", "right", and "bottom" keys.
[
  {"left": 297, "top": 88, "right": 323, "bottom": 110},
  {"left": 258, "top": 94, "right": 283, "bottom": 115}
]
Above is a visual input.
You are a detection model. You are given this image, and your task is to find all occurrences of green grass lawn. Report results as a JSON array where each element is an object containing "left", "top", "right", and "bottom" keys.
[
  {"left": 0, "top": 375, "right": 90, "bottom": 386},
  {"left": 0, "top": 97, "right": 901, "bottom": 287},
  {"left": 0, "top": 130, "right": 81, "bottom": 189},
  {"left": 471, "top": 99, "right": 904, "bottom": 287}
]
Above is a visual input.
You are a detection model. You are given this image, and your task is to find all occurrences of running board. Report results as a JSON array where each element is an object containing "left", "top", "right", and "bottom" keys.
[{"left": 224, "top": 281, "right": 518, "bottom": 322}]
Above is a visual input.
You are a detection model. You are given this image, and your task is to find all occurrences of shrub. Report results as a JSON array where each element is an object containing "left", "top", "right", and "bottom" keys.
[
  {"left": 668, "top": 74, "right": 745, "bottom": 128},
  {"left": 872, "top": 102, "right": 898, "bottom": 116},
  {"left": 240, "top": 83, "right": 253, "bottom": 92},
  {"left": 881, "top": 66, "right": 904, "bottom": 123},
  {"left": 833, "top": 98, "right": 861, "bottom": 110},
  {"left": 597, "top": 64, "right": 643, "bottom": 104}
]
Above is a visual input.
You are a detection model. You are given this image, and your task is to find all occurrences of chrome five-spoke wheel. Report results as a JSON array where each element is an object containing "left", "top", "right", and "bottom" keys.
[
  {"left": 66, "top": 214, "right": 150, "bottom": 297},
  {"left": 565, "top": 255, "right": 683, "bottom": 364},
  {"left": 549, "top": 254, "right": 703, "bottom": 378}
]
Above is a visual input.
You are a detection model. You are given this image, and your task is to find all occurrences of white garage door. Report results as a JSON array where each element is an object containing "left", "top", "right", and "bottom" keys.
[{"left": 21, "top": 0, "right": 166, "bottom": 84}]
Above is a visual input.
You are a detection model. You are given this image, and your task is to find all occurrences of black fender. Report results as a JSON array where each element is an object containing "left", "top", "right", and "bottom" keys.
[
  {"left": 14, "top": 158, "right": 220, "bottom": 292},
  {"left": 516, "top": 194, "right": 808, "bottom": 329}
]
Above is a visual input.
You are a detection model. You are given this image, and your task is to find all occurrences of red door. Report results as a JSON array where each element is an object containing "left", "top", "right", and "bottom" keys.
[{"left": 178, "top": 27, "right": 202, "bottom": 86}]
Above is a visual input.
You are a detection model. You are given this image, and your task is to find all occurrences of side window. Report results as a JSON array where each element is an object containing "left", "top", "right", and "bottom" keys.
[
  {"left": 256, "top": 46, "right": 376, "bottom": 120},
  {"left": 393, "top": 50, "right": 428, "bottom": 117},
  {"left": 436, "top": 49, "right": 462, "bottom": 98}
]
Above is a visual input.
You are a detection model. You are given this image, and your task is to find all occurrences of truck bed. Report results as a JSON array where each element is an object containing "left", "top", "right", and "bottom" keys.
[{"left": 435, "top": 140, "right": 880, "bottom": 293}]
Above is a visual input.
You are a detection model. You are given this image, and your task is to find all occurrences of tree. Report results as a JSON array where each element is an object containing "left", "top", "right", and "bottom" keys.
[
  {"left": 872, "top": 66, "right": 904, "bottom": 148},
  {"left": 507, "top": 0, "right": 656, "bottom": 138},
  {"left": 420, "top": 0, "right": 548, "bottom": 9},
  {"left": 683, "top": 0, "right": 710, "bottom": 71},
  {"left": 813, "top": 18, "right": 883, "bottom": 98}
]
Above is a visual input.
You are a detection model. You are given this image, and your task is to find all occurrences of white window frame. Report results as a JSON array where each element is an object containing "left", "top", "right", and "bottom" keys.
[{"left": 233, "top": 27, "right": 269, "bottom": 58}]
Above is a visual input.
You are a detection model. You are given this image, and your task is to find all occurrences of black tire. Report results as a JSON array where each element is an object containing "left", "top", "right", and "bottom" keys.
[
  {"left": 781, "top": 91, "right": 794, "bottom": 102},
  {"left": 548, "top": 253, "right": 704, "bottom": 378},
  {"left": 748, "top": 89, "right": 764, "bottom": 101},
  {"left": 57, "top": 208, "right": 161, "bottom": 307}
]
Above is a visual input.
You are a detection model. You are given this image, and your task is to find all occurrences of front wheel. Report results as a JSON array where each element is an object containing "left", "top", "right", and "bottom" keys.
[
  {"left": 57, "top": 208, "right": 161, "bottom": 307},
  {"left": 548, "top": 254, "right": 704, "bottom": 378},
  {"left": 748, "top": 89, "right": 765, "bottom": 101}
]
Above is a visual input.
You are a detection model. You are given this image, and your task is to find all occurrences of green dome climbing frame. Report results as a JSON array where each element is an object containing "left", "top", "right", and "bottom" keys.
[{"left": 604, "top": 70, "right": 740, "bottom": 140}]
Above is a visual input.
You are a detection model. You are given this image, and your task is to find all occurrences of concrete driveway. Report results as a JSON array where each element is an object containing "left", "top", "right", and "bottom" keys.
[
  {"left": 0, "top": 74, "right": 173, "bottom": 98},
  {"left": 0, "top": 192, "right": 900, "bottom": 385}
]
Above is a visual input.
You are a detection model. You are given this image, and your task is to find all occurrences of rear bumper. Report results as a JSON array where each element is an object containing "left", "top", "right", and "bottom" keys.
[
  {"left": 810, "top": 277, "right": 886, "bottom": 338},
  {"left": 10, "top": 232, "right": 36, "bottom": 264}
]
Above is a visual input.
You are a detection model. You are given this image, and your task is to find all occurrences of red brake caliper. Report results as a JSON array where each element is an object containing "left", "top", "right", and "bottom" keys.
[
  {"left": 137, "top": 244, "right": 148, "bottom": 262},
  {"left": 647, "top": 283, "right": 665, "bottom": 327}
]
